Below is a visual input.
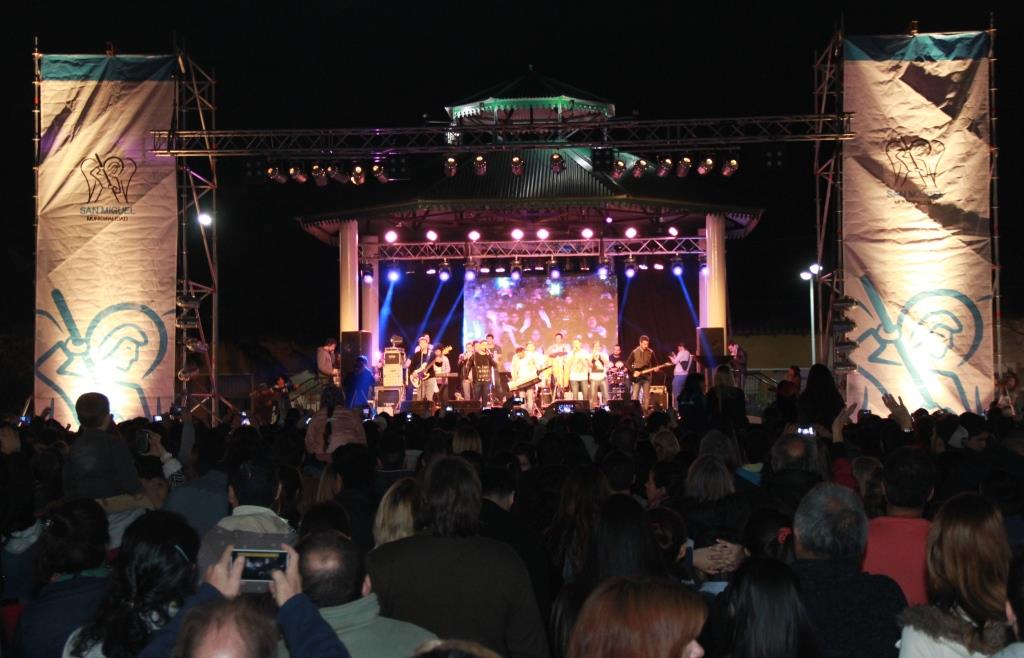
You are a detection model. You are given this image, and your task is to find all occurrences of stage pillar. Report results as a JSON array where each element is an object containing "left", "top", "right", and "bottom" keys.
[
  {"left": 360, "top": 236, "right": 380, "bottom": 360},
  {"left": 704, "top": 212, "right": 728, "bottom": 338},
  {"left": 339, "top": 220, "right": 359, "bottom": 334}
]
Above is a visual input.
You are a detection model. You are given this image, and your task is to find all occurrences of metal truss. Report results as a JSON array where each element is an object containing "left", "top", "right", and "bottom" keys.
[
  {"left": 368, "top": 237, "right": 706, "bottom": 262},
  {"left": 152, "top": 113, "right": 854, "bottom": 159}
]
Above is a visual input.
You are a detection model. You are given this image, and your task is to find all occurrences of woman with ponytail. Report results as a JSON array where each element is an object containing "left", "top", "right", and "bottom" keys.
[{"left": 64, "top": 510, "right": 199, "bottom": 658}]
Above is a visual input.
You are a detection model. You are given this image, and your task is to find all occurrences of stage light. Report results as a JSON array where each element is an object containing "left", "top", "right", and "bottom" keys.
[
  {"left": 479, "top": 265, "right": 491, "bottom": 274},
  {"left": 289, "top": 165, "right": 308, "bottom": 184},
  {"left": 533, "top": 263, "right": 545, "bottom": 271},
  {"left": 597, "top": 260, "right": 610, "bottom": 280},
  {"left": 536, "top": 228, "right": 550, "bottom": 240},
  {"left": 438, "top": 261, "right": 452, "bottom": 282},
  {"left": 638, "top": 262, "right": 649, "bottom": 271},
  {"left": 656, "top": 157, "right": 673, "bottom": 177},
  {"left": 700, "top": 263, "right": 709, "bottom": 276},
  {"left": 550, "top": 152, "right": 565, "bottom": 175},
  {"left": 697, "top": 156, "right": 715, "bottom": 175},
  {"left": 611, "top": 159, "right": 627, "bottom": 180},
  {"left": 425, "top": 266, "right": 437, "bottom": 275},
  {"left": 494, "top": 264, "right": 506, "bottom": 274},
  {"left": 327, "top": 163, "right": 348, "bottom": 184},
  {"left": 176, "top": 294, "right": 201, "bottom": 310},
  {"left": 631, "top": 159, "right": 649, "bottom": 178},
  {"left": 800, "top": 271, "right": 812, "bottom": 281},
  {"left": 605, "top": 216, "right": 614, "bottom": 224},
  {"left": 467, "top": 230, "right": 481, "bottom": 242},
  {"left": 350, "top": 165, "right": 366, "bottom": 185},
  {"left": 266, "top": 166, "right": 288, "bottom": 184},
  {"left": 197, "top": 213, "right": 213, "bottom": 227},
  {"left": 473, "top": 154, "right": 487, "bottom": 176},
  {"left": 625, "top": 227, "right": 638, "bottom": 239},
  {"left": 510, "top": 155, "right": 525, "bottom": 176},
  {"left": 175, "top": 316, "right": 198, "bottom": 330},
  {"left": 548, "top": 258, "right": 561, "bottom": 280},
  {"left": 384, "top": 230, "right": 398, "bottom": 243},
  {"left": 444, "top": 156, "right": 458, "bottom": 177},
  {"left": 624, "top": 257, "right": 637, "bottom": 279},
  {"left": 464, "top": 260, "right": 478, "bottom": 281},
  {"left": 360, "top": 263, "right": 374, "bottom": 285},
  {"left": 311, "top": 163, "right": 329, "bottom": 187},
  {"left": 668, "top": 226, "right": 679, "bottom": 237},
  {"left": 653, "top": 262, "right": 665, "bottom": 271},
  {"left": 511, "top": 228, "right": 524, "bottom": 241},
  {"left": 721, "top": 158, "right": 739, "bottom": 177},
  {"left": 386, "top": 266, "right": 401, "bottom": 283},
  {"left": 581, "top": 227, "right": 594, "bottom": 239},
  {"left": 372, "top": 163, "right": 389, "bottom": 183},
  {"left": 809, "top": 263, "right": 822, "bottom": 275},
  {"left": 510, "top": 259, "right": 522, "bottom": 281},
  {"left": 671, "top": 260, "right": 684, "bottom": 276},
  {"left": 675, "top": 156, "right": 692, "bottom": 178},
  {"left": 426, "top": 230, "right": 438, "bottom": 242}
]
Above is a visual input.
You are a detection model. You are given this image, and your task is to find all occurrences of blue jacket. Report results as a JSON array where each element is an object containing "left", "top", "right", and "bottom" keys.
[{"left": 14, "top": 572, "right": 110, "bottom": 658}]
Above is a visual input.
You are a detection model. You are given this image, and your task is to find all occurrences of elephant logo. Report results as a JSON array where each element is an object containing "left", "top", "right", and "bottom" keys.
[
  {"left": 79, "top": 153, "right": 137, "bottom": 204},
  {"left": 35, "top": 289, "right": 169, "bottom": 422}
]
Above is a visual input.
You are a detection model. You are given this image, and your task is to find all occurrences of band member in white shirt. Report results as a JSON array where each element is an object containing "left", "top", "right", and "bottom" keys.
[
  {"left": 547, "top": 333, "right": 570, "bottom": 397},
  {"left": 429, "top": 346, "right": 452, "bottom": 404},
  {"left": 589, "top": 341, "right": 610, "bottom": 406},
  {"left": 670, "top": 342, "right": 694, "bottom": 410},
  {"left": 510, "top": 343, "right": 541, "bottom": 413},
  {"left": 567, "top": 339, "right": 590, "bottom": 401}
]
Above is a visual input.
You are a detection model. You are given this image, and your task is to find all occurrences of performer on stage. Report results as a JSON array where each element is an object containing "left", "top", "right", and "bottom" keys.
[
  {"left": 343, "top": 356, "right": 375, "bottom": 409},
  {"left": 510, "top": 344, "right": 540, "bottom": 413},
  {"left": 316, "top": 337, "right": 338, "bottom": 385},
  {"left": 405, "top": 335, "right": 435, "bottom": 401},
  {"left": 546, "top": 332, "right": 570, "bottom": 397},
  {"left": 458, "top": 341, "right": 475, "bottom": 401},
  {"left": 589, "top": 341, "right": 609, "bottom": 406},
  {"left": 626, "top": 335, "right": 656, "bottom": 410},
  {"left": 469, "top": 341, "right": 499, "bottom": 405},
  {"left": 669, "top": 342, "right": 694, "bottom": 411},
  {"left": 430, "top": 346, "right": 452, "bottom": 404},
  {"left": 485, "top": 335, "right": 508, "bottom": 402},
  {"left": 607, "top": 345, "right": 627, "bottom": 401},
  {"left": 271, "top": 375, "right": 293, "bottom": 425},
  {"left": 567, "top": 339, "right": 590, "bottom": 401},
  {"left": 727, "top": 339, "right": 748, "bottom": 390}
]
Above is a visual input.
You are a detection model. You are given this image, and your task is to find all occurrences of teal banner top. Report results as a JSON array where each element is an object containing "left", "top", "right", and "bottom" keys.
[
  {"left": 845, "top": 32, "right": 988, "bottom": 62},
  {"left": 41, "top": 55, "right": 175, "bottom": 82}
]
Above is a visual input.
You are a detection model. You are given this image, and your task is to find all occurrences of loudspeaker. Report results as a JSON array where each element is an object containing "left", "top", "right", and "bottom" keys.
[
  {"left": 374, "top": 387, "right": 404, "bottom": 416},
  {"left": 606, "top": 399, "right": 639, "bottom": 414},
  {"left": 445, "top": 400, "right": 482, "bottom": 414},
  {"left": 381, "top": 348, "right": 405, "bottom": 387},
  {"left": 547, "top": 399, "right": 590, "bottom": 413},
  {"left": 696, "top": 327, "right": 726, "bottom": 358},
  {"left": 340, "top": 331, "right": 374, "bottom": 376},
  {"left": 400, "top": 400, "right": 435, "bottom": 418},
  {"left": 649, "top": 385, "right": 668, "bottom": 410}
]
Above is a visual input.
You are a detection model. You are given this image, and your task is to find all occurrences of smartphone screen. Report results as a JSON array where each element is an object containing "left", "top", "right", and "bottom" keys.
[
  {"left": 232, "top": 549, "right": 288, "bottom": 581},
  {"left": 557, "top": 403, "right": 574, "bottom": 414}
]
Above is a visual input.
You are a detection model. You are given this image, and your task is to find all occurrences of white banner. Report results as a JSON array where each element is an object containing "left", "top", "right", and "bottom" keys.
[
  {"left": 842, "top": 33, "right": 993, "bottom": 413},
  {"left": 35, "top": 55, "right": 177, "bottom": 423}
]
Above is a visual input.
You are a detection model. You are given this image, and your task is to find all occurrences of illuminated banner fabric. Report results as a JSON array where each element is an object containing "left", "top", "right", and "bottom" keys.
[
  {"left": 35, "top": 55, "right": 176, "bottom": 423},
  {"left": 842, "top": 33, "right": 992, "bottom": 413}
]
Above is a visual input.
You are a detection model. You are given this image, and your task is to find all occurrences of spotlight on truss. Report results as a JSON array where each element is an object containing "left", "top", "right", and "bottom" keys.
[
  {"left": 510, "top": 155, "right": 525, "bottom": 176},
  {"left": 473, "top": 155, "right": 487, "bottom": 176},
  {"left": 550, "top": 152, "right": 565, "bottom": 175},
  {"left": 289, "top": 165, "right": 308, "bottom": 184},
  {"left": 656, "top": 157, "right": 673, "bottom": 177}
]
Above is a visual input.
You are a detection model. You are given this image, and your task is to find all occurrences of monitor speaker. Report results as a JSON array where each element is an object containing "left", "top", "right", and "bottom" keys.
[
  {"left": 400, "top": 400, "right": 435, "bottom": 418},
  {"left": 649, "top": 385, "right": 668, "bottom": 410},
  {"left": 445, "top": 400, "right": 482, "bottom": 414}
]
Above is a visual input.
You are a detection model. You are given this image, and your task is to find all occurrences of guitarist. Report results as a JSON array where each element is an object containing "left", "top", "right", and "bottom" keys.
[
  {"left": 626, "top": 335, "right": 656, "bottom": 410},
  {"left": 405, "top": 335, "right": 434, "bottom": 401}
]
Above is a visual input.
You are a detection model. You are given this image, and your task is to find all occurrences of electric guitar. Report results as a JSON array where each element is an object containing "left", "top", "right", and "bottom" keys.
[
  {"left": 410, "top": 346, "right": 452, "bottom": 385},
  {"left": 631, "top": 361, "right": 673, "bottom": 379}
]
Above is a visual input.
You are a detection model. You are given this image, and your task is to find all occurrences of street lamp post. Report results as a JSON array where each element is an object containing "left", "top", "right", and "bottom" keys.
[{"left": 801, "top": 264, "right": 821, "bottom": 365}]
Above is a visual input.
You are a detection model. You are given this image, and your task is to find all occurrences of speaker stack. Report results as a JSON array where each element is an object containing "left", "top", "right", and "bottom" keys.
[{"left": 381, "top": 348, "right": 405, "bottom": 388}]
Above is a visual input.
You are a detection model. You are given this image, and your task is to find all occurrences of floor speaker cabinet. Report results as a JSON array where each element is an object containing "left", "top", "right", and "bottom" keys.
[
  {"left": 400, "top": 400, "right": 435, "bottom": 418},
  {"left": 547, "top": 399, "right": 590, "bottom": 414},
  {"left": 696, "top": 327, "right": 726, "bottom": 359},
  {"left": 381, "top": 348, "right": 405, "bottom": 387},
  {"left": 649, "top": 385, "right": 668, "bottom": 410},
  {"left": 445, "top": 400, "right": 482, "bottom": 414},
  {"left": 340, "top": 331, "right": 374, "bottom": 375},
  {"left": 374, "top": 387, "right": 404, "bottom": 416},
  {"left": 605, "top": 399, "right": 640, "bottom": 414}
]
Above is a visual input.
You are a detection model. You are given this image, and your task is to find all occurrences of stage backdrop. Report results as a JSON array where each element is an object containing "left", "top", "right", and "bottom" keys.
[
  {"left": 35, "top": 55, "right": 177, "bottom": 423},
  {"left": 842, "top": 32, "right": 993, "bottom": 413}
]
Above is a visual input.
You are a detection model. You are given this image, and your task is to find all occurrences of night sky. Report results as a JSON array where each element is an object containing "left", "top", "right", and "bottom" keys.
[{"left": 4, "top": 4, "right": 1019, "bottom": 405}]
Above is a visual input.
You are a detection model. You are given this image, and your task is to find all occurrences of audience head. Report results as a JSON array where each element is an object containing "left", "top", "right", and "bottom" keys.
[
  {"left": 927, "top": 493, "right": 1011, "bottom": 633},
  {"left": 725, "top": 557, "right": 822, "bottom": 658},
  {"left": 651, "top": 429, "right": 680, "bottom": 462},
  {"left": 882, "top": 448, "right": 935, "bottom": 511},
  {"left": 600, "top": 450, "right": 636, "bottom": 493},
  {"left": 299, "top": 500, "right": 351, "bottom": 539},
  {"left": 685, "top": 455, "right": 735, "bottom": 503},
  {"left": 228, "top": 460, "right": 281, "bottom": 509},
  {"left": 453, "top": 425, "right": 483, "bottom": 455},
  {"left": 481, "top": 466, "right": 516, "bottom": 510},
  {"left": 647, "top": 506, "right": 688, "bottom": 574},
  {"left": 171, "top": 597, "right": 278, "bottom": 658},
  {"left": 580, "top": 495, "right": 666, "bottom": 586},
  {"left": 713, "top": 366, "right": 736, "bottom": 388},
  {"left": 374, "top": 477, "right": 417, "bottom": 545},
  {"left": 297, "top": 531, "right": 364, "bottom": 608},
  {"left": 75, "top": 392, "right": 110, "bottom": 430},
  {"left": 566, "top": 577, "right": 707, "bottom": 658},
  {"left": 646, "top": 460, "right": 684, "bottom": 506},
  {"left": 743, "top": 508, "right": 796, "bottom": 564},
  {"left": 332, "top": 443, "right": 376, "bottom": 490},
  {"left": 413, "top": 640, "right": 502, "bottom": 658},
  {"left": 700, "top": 429, "right": 746, "bottom": 471},
  {"left": 770, "top": 434, "right": 820, "bottom": 474},
  {"left": 414, "top": 456, "right": 480, "bottom": 538},
  {"left": 34, "top": 498, "right": 109, "bottom": 582},
  {"left": 794, "top": 482, "right": 868, "bottom": 560}
]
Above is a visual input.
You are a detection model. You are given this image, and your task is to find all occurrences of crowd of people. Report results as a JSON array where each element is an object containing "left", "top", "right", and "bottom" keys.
[{"left": 2, "top": 362, "right": 1024, "bottom": 658}]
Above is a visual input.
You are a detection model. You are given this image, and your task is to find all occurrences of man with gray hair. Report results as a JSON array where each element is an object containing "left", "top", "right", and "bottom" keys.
[{"left": 792, "top": 482, "right": 906, "bottom": 658}]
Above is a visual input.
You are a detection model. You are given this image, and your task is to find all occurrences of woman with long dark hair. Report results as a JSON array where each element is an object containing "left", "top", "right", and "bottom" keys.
[
  {"left": 544, "top": 464, "right": 611, "bottom": 584},
  {"left": 65, "top": 510, "right": 199, "bottom": 658},
  {"left": 797, "top": 364, "right": 845, "bottom": 430}
]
